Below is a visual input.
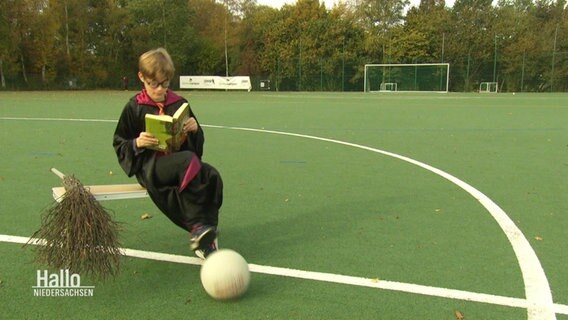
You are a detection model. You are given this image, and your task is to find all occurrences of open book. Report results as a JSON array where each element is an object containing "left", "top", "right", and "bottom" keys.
[{"left": 144, "top": 102, "right": 190, "bottom": 152}]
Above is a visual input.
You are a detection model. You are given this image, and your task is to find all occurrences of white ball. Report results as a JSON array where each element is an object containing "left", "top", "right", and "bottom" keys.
[{"left": 200, "top": 249, "right": 250, "bottom": 300}]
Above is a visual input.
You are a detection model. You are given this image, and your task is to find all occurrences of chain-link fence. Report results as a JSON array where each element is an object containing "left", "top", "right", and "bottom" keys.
[{"left": 2, "top": 52, "right": 566, "bottom": 92}]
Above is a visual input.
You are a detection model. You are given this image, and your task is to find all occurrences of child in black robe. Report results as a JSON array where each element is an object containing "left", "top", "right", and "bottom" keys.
[{"left": 113, "top": 48, "right": 222, "bottom": 258}]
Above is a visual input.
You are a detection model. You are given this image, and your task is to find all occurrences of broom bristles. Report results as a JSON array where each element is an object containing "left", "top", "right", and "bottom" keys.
[{"left": 27, "top": 174, "right": 122, "bottom": 281}]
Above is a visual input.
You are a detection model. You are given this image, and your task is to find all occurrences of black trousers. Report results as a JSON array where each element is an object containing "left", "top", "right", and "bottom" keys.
[{"left": 150, "top": 151, "right": 223, "bottom": 231}]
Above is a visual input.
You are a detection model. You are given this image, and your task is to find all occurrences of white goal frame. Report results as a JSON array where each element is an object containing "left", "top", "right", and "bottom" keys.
[
  {"left": 479, "top": 82, "right": 498, "bottom": 93},
  {"left": 364, "top": 63, "right": 450, "bottom": 93},
  {"left": 380, "top": 82, "right": 398, "bottom": 92}
]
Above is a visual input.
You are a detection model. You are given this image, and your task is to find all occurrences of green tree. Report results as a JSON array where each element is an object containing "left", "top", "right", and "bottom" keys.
[
  {"left": 493, "top": 0, "right": 536, "bottom": 91},
  {"left": 447, "top": 0, "right": 496, "bottom": 91},
  {"left": 182, "top": 0, "right": 228, "bottom": 75},
  {"left": 255, "top": 5, "right": 292, "bottom": 90},
  {"left": 260, "top": 0, "right": 368, "bottom": 91},
  {"left": 321, "top": 3, "right": 366, "bottom": 90},
  {"left": 5, "top": 0, "right": 38, "bottom": 86},
  {"left": 1, "top": 0, "right": 566, "bottom": 91},
  {"left": 28, "top": 1, "right": 60, "bottom": 87},
  {"left": 86, "top": 0, "right": 131, "bottom": 87},
  {"left": 292, "top": 0, "right": 331, "bottom": 90},
  {"left": 236, "top": 4, "right": 278, "bottom": 78},
  {"left": 404, "top": 0, "right": 452, "bottom": 63},
  {"left": 350, "top": 0, "right": 410, "bottom": 64},
  {"left": 127, "top": 0, "right": 199, "bottom": 80},
  {"left": 528, "top": 0, "right": 567, "bottom": 91},
  {"left": 0, "top": 0, "right": 19, "bottom": 88}
]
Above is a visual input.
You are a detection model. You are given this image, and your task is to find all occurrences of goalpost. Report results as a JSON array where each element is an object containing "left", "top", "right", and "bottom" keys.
[
  {"left": 380, "top": 82, "right": 397, "bottom": 91},
  {"left": 364, "top": 63, "right": 450, "bottom": 93},
  {"left": 479, "top": 82, "right": 498, "bottom": 93}
]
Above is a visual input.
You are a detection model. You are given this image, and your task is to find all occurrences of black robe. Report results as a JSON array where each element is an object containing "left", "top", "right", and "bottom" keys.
[{"left": 113, "top": 90, "right": 222, "bottom": 231}]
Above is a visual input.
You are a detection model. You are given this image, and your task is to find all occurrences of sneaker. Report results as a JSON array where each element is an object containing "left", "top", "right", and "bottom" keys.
[
  {"left": 190, "top": 224, "right": 217, "bottom": 256},
  {"left": 194, "top": 237, "right": 218, "bottom": 259}
]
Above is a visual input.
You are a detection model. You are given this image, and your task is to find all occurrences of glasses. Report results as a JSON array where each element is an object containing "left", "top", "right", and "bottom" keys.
[{"left": 144, "top": 78, "right": 170, "bottom": 89}]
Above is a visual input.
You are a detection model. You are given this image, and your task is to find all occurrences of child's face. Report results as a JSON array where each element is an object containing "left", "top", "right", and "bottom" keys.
[{"left": 138, "top": 72, "right": 169, "bottom": 102}]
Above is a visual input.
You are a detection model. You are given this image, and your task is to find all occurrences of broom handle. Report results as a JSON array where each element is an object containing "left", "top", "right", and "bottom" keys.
[{"left": 50, "top": 168, "right": 66, "bottom": 180}]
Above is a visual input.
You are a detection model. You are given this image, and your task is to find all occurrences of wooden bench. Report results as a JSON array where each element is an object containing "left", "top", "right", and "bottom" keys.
[{"left": 52, "top": 183, "right": 148, "bottom": 202}]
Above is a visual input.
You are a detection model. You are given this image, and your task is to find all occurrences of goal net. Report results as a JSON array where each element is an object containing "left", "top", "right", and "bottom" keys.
[
  {"left": 364, "top": 63, "right": 450, "bottom": 93},
  {"left": 380, "top": 82, "right": 398, "bottom": 91},
  {"left": 479, "top": 82, "right": 498, "bottom": 93}
]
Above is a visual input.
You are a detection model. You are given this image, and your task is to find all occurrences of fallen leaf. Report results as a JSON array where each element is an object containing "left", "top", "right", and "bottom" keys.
[
  {"left": 535, "top": 236, "right": 543, "bottom": 241},
  {"left": 455, "top": 310, "right": 465, "bottom": 320},
  {"left": 371, "top": 278, "right": 380, "bottom": 283},
  {"left": 140, "top": 213, "right": 152, "bottom": 220}
]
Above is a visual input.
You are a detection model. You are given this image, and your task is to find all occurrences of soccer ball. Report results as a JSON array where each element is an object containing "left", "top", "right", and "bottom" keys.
[{"left": 200, "top": 249, "right": 250, "bottom": 300}]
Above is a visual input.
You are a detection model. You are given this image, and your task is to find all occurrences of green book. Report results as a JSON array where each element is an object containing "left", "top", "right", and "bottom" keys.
[{"left": 144, "top": 102, "right": 190, "bottom": 152}]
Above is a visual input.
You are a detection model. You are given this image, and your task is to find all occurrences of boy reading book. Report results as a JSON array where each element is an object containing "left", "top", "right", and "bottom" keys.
[
  {"left": 113, "top": 48, "right": 223, "bottom": 259},
  {"left": 144, "top": 102, "right": 190, "bottom": 152}
]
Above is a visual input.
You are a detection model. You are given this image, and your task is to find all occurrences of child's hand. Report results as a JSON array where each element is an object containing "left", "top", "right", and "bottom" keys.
[
  {"left": 136, "top": 132, "right": 159, "bottom": 149},
  {"left": 183, "top": 117, "right": 198, "bottom": 133}
]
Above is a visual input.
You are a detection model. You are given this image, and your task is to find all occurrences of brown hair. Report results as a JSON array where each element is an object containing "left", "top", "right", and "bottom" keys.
[{"left": 138, "top": 48, "right": 175, "bottom": 80}]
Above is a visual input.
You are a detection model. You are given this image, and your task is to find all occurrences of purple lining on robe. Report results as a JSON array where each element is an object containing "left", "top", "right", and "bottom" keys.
[
  {"left": 180, "top": 154, "right": 202, "bottom": 192},
  {"left": 136, "top": 89, "right": 184, "bottom": 108}
]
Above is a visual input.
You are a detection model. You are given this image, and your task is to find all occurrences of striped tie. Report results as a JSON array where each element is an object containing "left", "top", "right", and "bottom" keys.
[{"left": 156, "top": 102, "right": 165, "bottom": 115}]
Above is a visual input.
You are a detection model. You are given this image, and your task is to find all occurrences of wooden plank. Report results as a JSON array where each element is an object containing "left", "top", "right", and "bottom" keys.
[{"left": 52, "top": 183, "right": 148, "bottom": 202}]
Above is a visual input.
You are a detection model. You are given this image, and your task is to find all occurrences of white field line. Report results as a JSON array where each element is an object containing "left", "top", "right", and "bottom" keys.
[
  {"left": 0, "top": 117, "right": 561, "bottom": 319},
  {"left": 2, "top": 234, "right": 567, "bottom": 315},
  {"left": 205, "top": 124, "right": 559, "bottom": 320},
  {"left": 0, "top": 117, "right": 116, "bottom": 123}
]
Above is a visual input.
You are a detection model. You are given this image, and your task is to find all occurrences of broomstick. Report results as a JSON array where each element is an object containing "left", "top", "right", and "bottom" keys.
[{"left": 26, "top": 168, "right": 122, "bottom": 281}]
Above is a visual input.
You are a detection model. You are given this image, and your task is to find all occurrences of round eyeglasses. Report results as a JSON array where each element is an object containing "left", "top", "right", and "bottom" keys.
[{"left": 144, "top": 78, "right": 170, "bottom": 89}]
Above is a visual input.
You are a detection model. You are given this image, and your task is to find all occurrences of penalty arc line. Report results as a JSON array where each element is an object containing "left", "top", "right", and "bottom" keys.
[
  {"left": 0, "top": 117, "right": 561, "bottom": 318},
  {"left": 204, "top": 124, "right": 559, "bottom": 320},
  {"left": 1, "top": 234, "right": 567, "bottom": 315}
]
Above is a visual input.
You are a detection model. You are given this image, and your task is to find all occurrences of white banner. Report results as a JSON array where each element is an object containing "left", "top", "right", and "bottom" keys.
[{"left": 179, "top": 76, "right": 252, "bottom": 91}]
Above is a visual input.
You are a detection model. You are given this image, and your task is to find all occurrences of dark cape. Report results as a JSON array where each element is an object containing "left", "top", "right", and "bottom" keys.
[{"left": 113, "top": 90, "right": 222, "bottom": 231}]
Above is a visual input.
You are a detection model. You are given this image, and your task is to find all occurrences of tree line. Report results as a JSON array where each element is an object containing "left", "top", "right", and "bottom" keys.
[{"left": 0, "top": 0, "right": 566, "bottom": 92}]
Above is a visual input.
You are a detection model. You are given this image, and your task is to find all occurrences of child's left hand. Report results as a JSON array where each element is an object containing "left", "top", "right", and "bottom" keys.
[{"left": 183, "top": 117, "right": 198, "bottom": 134}]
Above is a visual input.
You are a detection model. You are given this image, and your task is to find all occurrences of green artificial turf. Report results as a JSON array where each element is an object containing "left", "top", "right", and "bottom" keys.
[{"left": 0, "top": 91, "right": 566, "bottom": 319}]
